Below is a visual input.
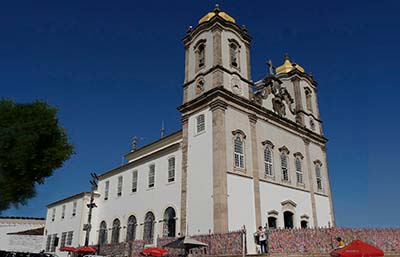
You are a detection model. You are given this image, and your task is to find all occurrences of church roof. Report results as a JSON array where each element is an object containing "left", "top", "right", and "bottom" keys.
[
  {"left": 7, "top": 227, "right": 45, "bottom": 236},
  {"left": 198, "top": 4, "right": 236, "bottom": 24},
  {"left": 276, "top": 54, "right": 305, "bottom": 74}
]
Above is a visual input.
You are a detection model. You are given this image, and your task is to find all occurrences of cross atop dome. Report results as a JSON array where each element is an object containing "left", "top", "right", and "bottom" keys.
[{"left": 198, "top": 4, "right": 236, "bottom": 24}]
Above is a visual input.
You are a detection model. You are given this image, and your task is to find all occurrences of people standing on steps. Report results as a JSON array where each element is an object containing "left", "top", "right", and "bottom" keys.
[{"left": 257, "top": 226, "right": 268, "bottom": 254}]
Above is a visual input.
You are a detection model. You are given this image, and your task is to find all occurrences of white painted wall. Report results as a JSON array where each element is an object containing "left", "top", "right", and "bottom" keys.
[
  {"left": 44, "top": 194, "right": 91, "bottom": 257},
  {"left": 259, "top": 182, "right": 314, "bottom": 228},
  {"left": 227, "top": 174, "right": 256, "bottom": 253},
  {"left": 186, "top": 109, "right": 214, "bottom": 235},
  {"left": 96, "top": 145, "right": 182, "bottom": 244},
  {"left": 315, "top": 195, "right": 332, "bottom": 227},
  {"left": 0, "top": 219, "right": 44, "bottom": 251},
  {"left": 225, "top": 108, "right": 253, "bottom": 173},
  {"left": 8, "top": 235, "right": 43, "bottom": 253}
]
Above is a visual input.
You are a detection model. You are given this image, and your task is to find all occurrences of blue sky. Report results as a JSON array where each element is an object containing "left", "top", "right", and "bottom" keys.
[{"left": 1, "top": 0, "right": 398, "bottom": 228}]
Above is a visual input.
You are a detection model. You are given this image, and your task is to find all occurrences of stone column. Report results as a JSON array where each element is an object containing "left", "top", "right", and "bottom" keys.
[
  {"left": 321, "top": 145, "right": 336, "bottom": 226},
  {"left": 180, "top": 115, "right": 189, "bottom": 235},
  {"left": 249, "top": 114, "right": 261, "bottom": 227},
  {"left": 303, "top": 138, "right": 318, "bottom": 227},
  {"left": 292, "top": 78, "right": 305, "bottom": 126},
  {"left": 210, "top": 99, "right": 228, "bottom": 233}
]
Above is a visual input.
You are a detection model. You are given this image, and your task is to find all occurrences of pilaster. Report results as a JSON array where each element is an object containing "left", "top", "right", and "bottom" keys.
[
  {"left": 303, "top": 137, "right": 318, "bottom": 227},
  {"left": 292, "top": 78, "right": 305, "bottom": 126},
  {"left": 210, "top": 99, "right": 228, "bottom": 233},
  {"left": 180, "top": 115, "right": 189, "bottom": 235},
  {"left": 249, "top": 114, "right": 261, "bottom": 228},
  {"left": 321, "top": 145, "right": 336, "bottom": 226}
]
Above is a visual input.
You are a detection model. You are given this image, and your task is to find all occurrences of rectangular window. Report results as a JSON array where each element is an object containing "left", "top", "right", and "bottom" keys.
[
  {"left": 72, "top": 201, "right": 77, "bottom": 217},
  {"left": 168, "top": 157, "right": 175, "bottom": 182},
  {"left": 117, "top": 176, "right": 123, "bottom": 197},
  {"left": 104, "top": 181, "right": 109, "bottom": 200},
  {"left": 149, "top": 164, "right": 155, "bottom": 188},
  {"left": 50, "top": 234, "right": 57, "bottom": 252},
  {"left": 132, "top": 170, "right": 138, "bottom": 192},
  {"left": 60, "top": 232, "right": 67, "bottom": 247},
  {"left": 196, "top": 114, "right": 205, "bottom": 134},
  {"left": 281, "top": 154, "right": 289, "bottom": 181},
  {"left": 316, "top": 166, "right": 323, "bottom": 191},
  {"left": 295, "top": 158, "right": 303, "bottom": 184},
  {"left": 45, "top": 235, "right": 51, "bottom": 252},
  {"left": 67, "top": 231, "right": 73, "bottom": 245},
  {"left": 61, "top": 205, "right": 66, "bottom": 219},
  {"left": 264, "top": 147, "right": 273, "bottom": 177},
  {"left": 51, "top": 208, "right": 56, "bottom": 222},
  {"left": 234, "top": 136, "right": 244, "bottom": 169}
]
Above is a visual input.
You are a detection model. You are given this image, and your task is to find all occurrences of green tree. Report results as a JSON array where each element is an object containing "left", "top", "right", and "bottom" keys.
[{"left": 0, "top": 99, "right": 74, "bottom": 212}]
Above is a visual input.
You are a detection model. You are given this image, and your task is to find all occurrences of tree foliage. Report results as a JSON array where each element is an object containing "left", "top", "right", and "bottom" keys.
[{"left": 0, "top": 99, "right": 74, "bottom": 211}]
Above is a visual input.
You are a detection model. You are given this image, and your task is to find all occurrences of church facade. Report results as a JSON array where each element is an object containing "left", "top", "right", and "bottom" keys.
[{"left": 44, "top": 6, "right": 334, "bottom": 255}]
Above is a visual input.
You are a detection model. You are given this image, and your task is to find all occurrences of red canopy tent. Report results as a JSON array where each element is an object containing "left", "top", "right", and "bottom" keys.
[
  {"left": 77, "top": 246, "right": 97, "bottom": 254},
  {"left": 330, "top": 240, "right": 384, "bottom": 257},
  {"left": 140, "top": 247, "right": 168, "bottom": 257},
  {"left": 59, "top": 246, "right": 77, "bottom": 252}
]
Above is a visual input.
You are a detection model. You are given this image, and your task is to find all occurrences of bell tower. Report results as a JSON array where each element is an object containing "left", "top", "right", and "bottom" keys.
[{"left": 182, "top": 5, "right": 253, "bottom": 104}]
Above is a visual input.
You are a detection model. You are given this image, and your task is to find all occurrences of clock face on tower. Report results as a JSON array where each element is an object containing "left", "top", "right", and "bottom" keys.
[{"left": 231, "top": 77, "right": 242, "bottom": 95}]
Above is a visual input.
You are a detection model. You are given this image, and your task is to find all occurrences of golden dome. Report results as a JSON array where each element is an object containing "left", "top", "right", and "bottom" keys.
[
  {"left": 276, "top": 54, "right": 305, "bottom": 74},
  {"left": 198, "top": 5, "right": 236, "bottom": 24}
]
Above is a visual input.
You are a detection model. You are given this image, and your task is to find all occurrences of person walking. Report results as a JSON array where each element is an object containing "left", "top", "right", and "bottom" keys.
[{"left": 257, "top": 226, "right": 268, "bottom": 254}]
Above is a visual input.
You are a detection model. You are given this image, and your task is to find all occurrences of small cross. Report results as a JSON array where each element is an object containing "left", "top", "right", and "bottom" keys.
[{"left": 266, "top": 59, "right": 275, "bottom": 75}]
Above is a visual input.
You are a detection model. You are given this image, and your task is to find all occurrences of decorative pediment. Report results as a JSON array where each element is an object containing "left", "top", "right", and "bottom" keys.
[
  {"left": 262, "top": 140, "right": 275, "bottom": 148},
  {"left": 313, "top": 160, "right": 323, "bottom": 166},
  {"left": 278, "top": 146, "right": 290, "bottom": 154},
  {"left": 228, "top": 38, "right": 241, "bottom": 48},
  {"left": 300, "top": 214, "right": 309, "bottom": 220},
  {"left": 267, "top": 210, "right": 279, "bottom": 216},
  {"left": 293, "top": 152, "right": 304, "bottom": 159},
  {"left": 232, "top": 129, "right": 246, "bottom": 139},
  {"left": 281, "top": 199, "right": 297, "bottom": 208},
  {"left": 193, "top": 39, "right": 207, "bottom": 50}
]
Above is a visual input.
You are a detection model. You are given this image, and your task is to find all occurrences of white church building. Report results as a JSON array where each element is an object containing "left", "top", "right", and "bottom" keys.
[{"left": 44, "top": 5, "right": 335, "bottom": 255}]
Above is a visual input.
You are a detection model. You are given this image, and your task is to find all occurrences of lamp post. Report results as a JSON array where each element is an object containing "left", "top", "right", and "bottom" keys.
[{"left": 84, "top": 172, "right": 98, "bottom": 247}]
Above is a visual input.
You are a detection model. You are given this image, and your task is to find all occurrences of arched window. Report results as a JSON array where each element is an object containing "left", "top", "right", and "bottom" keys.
[
  {"left": 163, "top": 207, "right": 176, "bottom": 237},
  {"left": 294, "top": 153, "right": 304, "bottom": 184},
  {"left": 228, "top": 39, "right": 240, "bottom": 69},
  {"left": 268, "top": 216, "right": 277, "bottom": 229},
  {"left": 98, "top": 221, "right": 108, "bottom": 245},
  {"left": 198, "top": 44, "right": 205, "bottom": 68},
  {"left": 315, "top": 161, "right": 323, "bottom": 191},
  {"left": 281, "top": 153, "right": 289, "bottom": 181},
  {"left": 230, "top": 43, "right": 238, "bottom": 67},
  {"left": 305, "top": 88, "right": 313, "bottom": 112},
  {"left": 143, "top": 212, "right": 155, "bottom": 242},
  {"left": 126, "top": 215, "right": 137, "bottom": 241},
  {"left": 234, "top": 136, "right": 245, "bottom": 169},
  {"left": 283, "top": 211, "right": 294, "bottom": 229},
  {"left": 111, "top": 218, "right": 120, "bottom": 244},
  {"left": 264, "top": 147, "right": 273, "bottom": 177}
]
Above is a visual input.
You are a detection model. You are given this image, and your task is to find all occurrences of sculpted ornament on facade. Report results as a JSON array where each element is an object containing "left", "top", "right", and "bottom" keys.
[{"left": 253, "top": 76, "right": 295, "bottom": 117}]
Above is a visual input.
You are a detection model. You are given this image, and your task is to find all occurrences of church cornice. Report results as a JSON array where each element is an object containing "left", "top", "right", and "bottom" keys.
[
  {"left": 183, "top": 64, "right": 253, "bottom": 88},
  {"left": 177, "top": 87, "right": 328, "bottom": 144},
  {"left": 277, "top": 70, "right": 318, "bottom": 87}
]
